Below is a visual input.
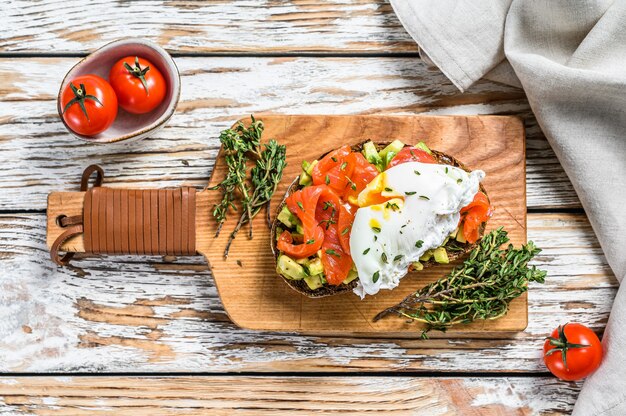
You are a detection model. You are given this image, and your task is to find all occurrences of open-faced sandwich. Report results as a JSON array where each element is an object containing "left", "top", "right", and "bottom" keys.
[{"left": 271, "top": 140, "right": 493, "bottom": 298}]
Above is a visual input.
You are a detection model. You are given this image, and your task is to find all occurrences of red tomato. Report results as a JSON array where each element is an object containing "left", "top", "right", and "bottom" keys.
[
  {"left": 544, "top": 323, "right": 602, "bottom": 381},
  {"left": 460, "top": 192, "right": 493, "bottom": 244},
  {"left": 60, "top": 75, "right": 117, "bottom": 136},
  {"left": 109, "top": 56, "right": 166, "bottom": 114},
  {"left": 387, "top": 147, "right": 436, "bottom": 168}
]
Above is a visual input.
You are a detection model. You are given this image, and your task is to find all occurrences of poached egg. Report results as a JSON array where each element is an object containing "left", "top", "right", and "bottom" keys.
[{"left": 350, "top": 161, "right": 484, "bottom": 298}]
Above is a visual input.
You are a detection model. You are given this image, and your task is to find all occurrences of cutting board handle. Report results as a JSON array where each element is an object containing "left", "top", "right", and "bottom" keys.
[{"left": 48, "top": 165, "right": 196, "bottom": 266}]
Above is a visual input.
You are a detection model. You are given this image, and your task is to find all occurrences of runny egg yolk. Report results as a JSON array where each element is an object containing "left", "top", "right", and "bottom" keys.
[{"left": 358, "top": 172, "right": 403, "bottom": 208}]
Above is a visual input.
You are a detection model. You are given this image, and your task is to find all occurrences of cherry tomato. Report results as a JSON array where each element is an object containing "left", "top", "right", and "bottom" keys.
[
  {"left": 387, "top": 147, "right": 436, "bottom": 168},
  {"left": 544, "top": 323, "right": 602, "bottom": 381},
  {"left": 60, "top": 75, "right": 117, "bottom": 136},
  {"left": 109, "top": 56, "right": 166, "bottom": 114}
]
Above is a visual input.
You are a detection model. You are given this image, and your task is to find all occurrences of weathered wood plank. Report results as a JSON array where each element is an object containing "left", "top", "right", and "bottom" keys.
[
  {"left": 0, "top": 376, "right": 579, "bottom": 415},
  {"left": 1, "top": 0, "right": 415, "bottom": 54},
  {"left": 0, "top": 57, "right": 579, "bottom": 210},
  {"left": 0, "top": 212, "right": 615, "bottom": 372}
]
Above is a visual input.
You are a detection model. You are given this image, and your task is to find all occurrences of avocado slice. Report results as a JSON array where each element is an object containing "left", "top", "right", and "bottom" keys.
[
  {"left": 276, "top": 254, "right": 307, "bottom": 280},
  {"left": 415, "top": 141, "right": 432, "bottom": 155},
  {"left": 299, "top": 171, "right": 312, "bottom": 186},
  {"left": 304, "top": 274, "right": 324, "bottom": 290},
  {"left": 306, "top": 257, "right": 324, "bottom": 276},
  {"left": 419, "top": 250, "right": 433, "bottom": 262},
  {"left": 411, "top": 261, "right": 424, "bottom": 271},
  {"left": 277, "top": 206, "right": 299, "bottom": 229},
  {"left": 379, "top": 140, "right": 404, "bottom": 159},
  {"left": 433, "top": 247, "right": 449, "bottom": 264},
  {"left": 362, "top": 141, "right": 382, "bottom": 168},
  {"left": 456, "top": 226, "right": 467, "bottom": 243},
  {"left": 302, "top": 159, "right": 318, "bottom": 176},
  {"left": 342, "top": 268, "right": 358, "bottom": 285}
]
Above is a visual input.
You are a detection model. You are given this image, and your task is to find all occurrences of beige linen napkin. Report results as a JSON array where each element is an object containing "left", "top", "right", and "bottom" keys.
[{"left": 389, "top": 0, "right": 626, "bottom": 414}]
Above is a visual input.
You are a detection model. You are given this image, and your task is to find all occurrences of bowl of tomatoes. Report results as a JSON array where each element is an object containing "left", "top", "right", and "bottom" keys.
[{"left": 57, "top": 38, "right": 180, "bottom": 144}]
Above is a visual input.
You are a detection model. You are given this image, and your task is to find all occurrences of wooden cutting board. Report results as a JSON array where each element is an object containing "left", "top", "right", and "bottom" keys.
[{"left": 47, "top": 115, "right": 526, "bottom": 337}]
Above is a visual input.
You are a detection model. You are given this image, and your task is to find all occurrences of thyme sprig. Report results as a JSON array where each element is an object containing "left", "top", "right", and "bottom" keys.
[
  {"left": 224, "top": 138, "right": 286, "bottom": 257},
  {"left": 209, "top": 116, "right": 287, "bottom": 258},
  {"left": 373, "top": 228, "right": 546, "bottom": 338}
]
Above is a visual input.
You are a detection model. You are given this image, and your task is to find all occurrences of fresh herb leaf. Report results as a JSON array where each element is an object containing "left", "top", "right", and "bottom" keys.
[
  {"left": 331, "top": 156, "right": 338, "bottom": 162},
  {"left": 384, "top": 187, "right": 393, "bottom": 192},
  {"left": 363, "top": 248, "right": 370, "bottom": 255},
  {"left": 393, "top": 254, "right": 404, "bottom": 262},
  {"left": 381, "top": 252, "right": 388, "bottom": 263},
  {"left": 306, "top": 239, "right": 315, "bottom": 245},
  {"left": 419, "top": 195, "right": 430, "bottom": 200},
  {"left": 371, "top": 226, "right": 381, "bottom": 233},
  {"left": 341, "top": 226, "right": 350, "bottom": 235},
  {"left": 374, "top": 228, "right": 547, "bottom": 338},
  {"left": 340, "top": 162, "right": 347, "bottom": 170},
  {"left": 325, "top": 249, "right": 340, "bottom": 257},
  {"left": 405, "top": 191, "right": 416, "bottom": 196},
  {"left": 211, "top": 116, "right": 287, "bottom": 259},
  {"left": 414, "top": 170, "right": 421, "bottom": 176},
  {"left": 415, "top": 240, "right": 424, "bottom": 248},
  {"left": 297, "top": 201, "right": 304, "bottom": 211},
  {"left": 325, "top": 175, "right": 330, "bottom": 185},
  {"left": 373, "top": 271, "right": 380, "bottom": 283},
  {"left": 457, "top": 178, "right": 463, "bottom": 184}
]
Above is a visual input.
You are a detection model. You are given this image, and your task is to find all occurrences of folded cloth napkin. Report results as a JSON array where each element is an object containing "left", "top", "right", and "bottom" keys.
[{"left": 389, "top": 0, "right": 626, "bottom": 414}]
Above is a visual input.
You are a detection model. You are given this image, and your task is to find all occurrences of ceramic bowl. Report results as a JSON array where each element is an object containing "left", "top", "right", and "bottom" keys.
[{"left": 57, "top": 38, "right": 180, "bottom": 144}]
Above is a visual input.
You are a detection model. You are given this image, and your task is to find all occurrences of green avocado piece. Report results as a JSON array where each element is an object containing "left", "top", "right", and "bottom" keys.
[
  {"left": 456, "top": 226, "right": 467, "bottom": 243},
  {"left": 304, "top": 274, "right": 324, "bottom": 290},
  {"left": 419, "top": 250, "right": 433, "bottom": 262},
  {"left": 277, "top": 254, "right": 307, "bottom": 280},
  {"left": 411, "top": 261, "right": 424, "bottom": 271},
  {"left": 379, "top": 140, "right": 405, "bottom": 159},
  {"left": 277, "top": 205, "right": 299, "bottom": 228},
  {"left": 302, "top": 159, "right": 318, "bottom": 176},
  {"left": 342, "top": 268, "right": 358, "bottom": 284},
  {"left": 299, "top": 171, "right": 312, "bottom": 186},
  {"left": 307, "top": 257, "right": 324, "bottom": 276},
  {"left": 433, "top": 247, "right": 449, "bottom": 264},
  {"left": 415, "top": 141, "right": 432, "bottom": 155},
  {"left": 362, "top": 141, "right": 382, "bottom": 169}
]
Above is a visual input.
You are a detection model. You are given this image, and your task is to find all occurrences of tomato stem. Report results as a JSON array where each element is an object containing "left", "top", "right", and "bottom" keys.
[
  {"left": 62, "top": 82, "right": 103, "bottom": 121},
  {"left": 123, "top": 56, "right": 150, "bottom": 95},
  {"left": 544, "top": 323, "right": 591, "bottom": 369}
]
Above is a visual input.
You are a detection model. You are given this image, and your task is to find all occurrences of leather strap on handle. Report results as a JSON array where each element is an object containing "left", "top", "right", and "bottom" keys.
[{"left": 50, "top": 165, "right": 197, "bottom": 266}]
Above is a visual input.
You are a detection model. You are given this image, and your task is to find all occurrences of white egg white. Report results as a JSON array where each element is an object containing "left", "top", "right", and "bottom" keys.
[{"left": 350, "top": 162, "right": 485, "bottom": 298}]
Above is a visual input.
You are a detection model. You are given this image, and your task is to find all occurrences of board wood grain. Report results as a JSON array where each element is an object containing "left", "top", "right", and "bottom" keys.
[
  {"left": 47, "top": 114, "right": 527, "bottom": 335},
  {"left": 0, "top": 376, "right": 579, "bottom": 415},
  {"left": 1, "top": 0, "right": 415, "bottom": 54},
  {"left": 206, "top": 115, "right": 527, "bottom": 334}
]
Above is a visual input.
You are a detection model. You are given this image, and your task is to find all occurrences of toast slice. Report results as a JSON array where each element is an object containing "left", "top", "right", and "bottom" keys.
[{"left": 270, "top": 141, "right": 488, "bottom": 298}]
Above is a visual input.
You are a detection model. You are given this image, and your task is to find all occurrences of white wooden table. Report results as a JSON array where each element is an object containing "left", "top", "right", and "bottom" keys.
[{"left": 0, "top": 1, "right": 616, "bottom": 414}]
